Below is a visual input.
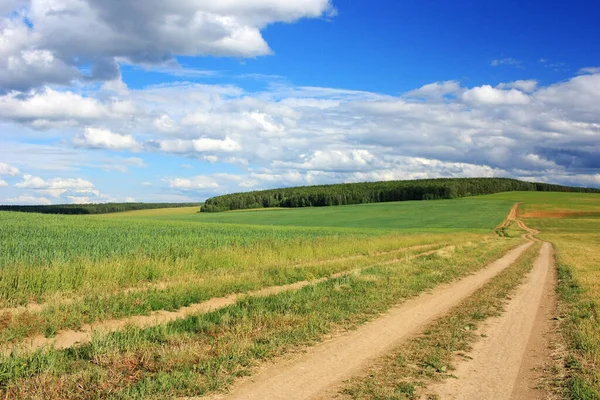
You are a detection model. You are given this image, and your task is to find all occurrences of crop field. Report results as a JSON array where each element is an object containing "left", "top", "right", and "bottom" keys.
[
  {"left": 112, "top": 197, "right": 516, "bottom": 232},
  {"left": 0, "top": 192, "right": 598, "bottom": 399}
]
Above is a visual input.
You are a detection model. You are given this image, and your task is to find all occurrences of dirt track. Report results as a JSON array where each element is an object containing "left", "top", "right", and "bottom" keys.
[
  {"left": 205, "top": 242, "right": 533, "bottom": 400},
  {"left": 430, "top": 242, "right": 555, "bottom": 399},
  {"left": 4, "top": 245, "right": 444, "bottom": 355},
  {"left": 0, "top": 243, "right": 439, "bottom": 317},
  {"left": 197, "top": 203, "right": 555, "bottom": 400}
]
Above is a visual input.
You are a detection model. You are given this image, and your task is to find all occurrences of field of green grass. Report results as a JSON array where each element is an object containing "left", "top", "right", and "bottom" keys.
[
  {"left": 1, "top": 191, "right": 598, "bottom": 399},
  {"left": 114, "top": 197, "right": 516, "bottom": 232},
  {"left": 0, "top": 195, "right": 522, "bottom": 398}
]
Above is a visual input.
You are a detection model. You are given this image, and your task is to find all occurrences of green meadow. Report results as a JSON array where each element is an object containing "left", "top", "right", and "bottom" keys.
[
  {"left": 0, "top": 191, "right": 598, "bottom": 398},
  {"left": 114, "top": 197, "right": 516, "bottom": 232}
]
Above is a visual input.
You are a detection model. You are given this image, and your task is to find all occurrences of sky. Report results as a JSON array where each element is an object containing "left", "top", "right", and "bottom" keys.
[{"left": 0, "top": 0, "right": 599, "bottom": 205}]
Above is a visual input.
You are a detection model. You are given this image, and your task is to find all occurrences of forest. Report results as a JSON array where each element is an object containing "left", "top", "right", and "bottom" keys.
[
  {"left": 201, "top": 178, "right": 600, "bottom": 212},
  {"left": 0, "top": 202, "right": 200, "bottom": 215}
]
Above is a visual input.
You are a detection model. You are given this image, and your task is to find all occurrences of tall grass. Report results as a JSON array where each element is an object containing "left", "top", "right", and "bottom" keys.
[{"left": 0, "top": 238, "right": 520, "bottom": 399}]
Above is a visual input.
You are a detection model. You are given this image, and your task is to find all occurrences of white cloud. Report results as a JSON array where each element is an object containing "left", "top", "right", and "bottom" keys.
[
  {"left": 0, "top": 162, "right": 20, "bottom": 176},
  {"left": 579, "top": 67, "right": 600, "bottom": 75},
  {"left": 3, "top": 69, "right": 600, "bottom": 201},
  {"left": 0, "top": 179, "right": 7, "bottom": 187},
  {"left": 6, "top": 195, "right": 52, "bottom": 205},
  {"left": 73, "top": 128, "right": 140, "bottom": 151},
  {"left": 462, "top": 85, "right": 531, "bottom": 105},
  {"left": 0, "top": 88, "right": 116, "bottom": 122},
  {"left": 14, "top": 174, "right": 98, "bottom": 198},
  {"left": 0, "top": 0, "right": 334, "bottom": 91},
  {"left": 165, "top": 176, "right": 220, "bottom": 190},
  {"left": 66, "top": 196, "right": 92, "bottom": 204},
  {"left": 404, "top": 81, "right": 461, "bottom": 100},
  {"left": 157, "top": 136, "right": 241, "bottom": 154},
  {"left": 490, "top": 58, "right": 521, "bottom": 67},
  {"left": 497, "top": 80, "right": 538, "bottom": 93},
  {"left": 125, "top": 197, "right": 135, "bottom": 202}
]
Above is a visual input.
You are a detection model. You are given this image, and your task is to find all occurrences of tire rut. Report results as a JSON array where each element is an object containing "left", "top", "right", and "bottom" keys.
[
  {"left": 3, "top": 246, "right": 445, "bottom": 355},
  {"left": 199, "top": 241, "right": 533, "bottom": 400},
  {"left": 429, "top": 241, "right": 555, "bottom": 400}
]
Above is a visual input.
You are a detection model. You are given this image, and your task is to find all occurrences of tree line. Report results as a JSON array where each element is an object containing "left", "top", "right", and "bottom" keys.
[
  {"left": 201, "top": 178, "right": 600, "bottom": 212},
  {"left": 0, "top": 202, "right": 201, "bottom": 215}
]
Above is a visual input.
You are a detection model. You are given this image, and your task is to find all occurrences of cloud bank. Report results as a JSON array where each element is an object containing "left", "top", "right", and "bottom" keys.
[{"left": 0, "top": 0, "right": 335, "bottom": 91}]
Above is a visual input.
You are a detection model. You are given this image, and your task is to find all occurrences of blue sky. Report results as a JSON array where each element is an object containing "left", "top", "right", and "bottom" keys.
[{"left": 1, "top": 0, "right": 599, "bottom": 204}]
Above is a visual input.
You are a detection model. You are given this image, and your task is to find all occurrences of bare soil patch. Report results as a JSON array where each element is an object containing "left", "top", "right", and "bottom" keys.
[{"left": 521, "top": 211, "right": 600, "bottom": 219}]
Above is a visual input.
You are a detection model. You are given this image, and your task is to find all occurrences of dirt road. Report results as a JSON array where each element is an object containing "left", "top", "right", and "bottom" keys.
[
  {"left": 429, "top": 241, "right": 556, "bottom": 400},
  {"left": 207, "top": 242, "right": 533, "bottom": 400}
]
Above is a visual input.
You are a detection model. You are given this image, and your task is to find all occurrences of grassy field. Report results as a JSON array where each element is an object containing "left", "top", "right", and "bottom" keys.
[
  {"left": 1, "top": 191, "right": 598, "bottom": 398},
  {"left": 0, "top": 195, "right": 521, "bottom": 399},
  {"left": 111, "top": 197, "right": 515, "bottom": 232}
]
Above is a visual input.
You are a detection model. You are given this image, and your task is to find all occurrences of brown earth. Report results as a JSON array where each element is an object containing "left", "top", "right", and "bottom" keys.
[
  {"left": 196, "top": 242, "right": 533, "bottom": 400},
  {"left": 521, "top": 211, "right": 600, "bottom": 219}
]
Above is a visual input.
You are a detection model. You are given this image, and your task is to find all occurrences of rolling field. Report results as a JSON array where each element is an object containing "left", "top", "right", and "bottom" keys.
[
  {"left": 111, "top": 197, "right": 516, "bottom": 232},
  {"left": 0, "top": 192, "right": 598, "bottom": 399},
  {"left": 0, "top": 197, "right": 517, "bottom": 399}
]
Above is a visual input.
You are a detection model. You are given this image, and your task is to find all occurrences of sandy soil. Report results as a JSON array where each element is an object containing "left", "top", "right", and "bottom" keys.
[
  {"left": 3, "top": 246, "right": 444, "bottom": 355},
  {"left": 198, "top": 242, "right": 533, "bottom": 400},
  {"left": 428, "top": 241, "right": 555, "bottom": 400}
]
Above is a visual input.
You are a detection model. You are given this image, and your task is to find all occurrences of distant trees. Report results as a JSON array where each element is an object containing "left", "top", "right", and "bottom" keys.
[
  {"left": 0, "top": 203, "right": 200, "bottom": 215},
  {"left": 201, "top": 178, "right": 600, "bottom": 212}
]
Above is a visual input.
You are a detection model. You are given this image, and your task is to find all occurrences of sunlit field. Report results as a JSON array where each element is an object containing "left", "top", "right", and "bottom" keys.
[
  {"left": 0, "top": 197, "right": 520, "bottom": 398},
  {"left": 1, "top": 193, "right": 598, "bottom": 398}
]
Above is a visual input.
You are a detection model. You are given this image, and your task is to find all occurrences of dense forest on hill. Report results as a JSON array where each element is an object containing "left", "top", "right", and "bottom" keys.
[
  {"left": 0, "top": 202, "right": 200, "bottom": 215},
  {"left": 201, "top": 178, "right": 600, "bottom": 212}
]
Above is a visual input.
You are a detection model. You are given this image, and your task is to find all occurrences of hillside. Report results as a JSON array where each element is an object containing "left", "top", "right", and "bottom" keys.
[{"left": 201, "top": 177, "right": 599, "bottom": 212}]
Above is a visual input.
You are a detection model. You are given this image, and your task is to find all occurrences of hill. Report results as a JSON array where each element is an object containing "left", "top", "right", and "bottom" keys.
[{"left": 201, "top": 177, "right": 599, "bottom": 212}]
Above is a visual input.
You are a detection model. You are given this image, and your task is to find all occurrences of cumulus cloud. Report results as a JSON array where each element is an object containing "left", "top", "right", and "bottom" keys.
[
  {"left": 0, "top": 179, "right": 7, "bottom": 187},
  {"left": 73, "top": 128, "right": 141, "bottom": 151},
  {"left": 0, "top": 0, "right": 335, "bottom": 91},
  {"left": 496, "top": 80, "right": 538, "bottom": 93},
  {"left": 6, "top": 195, "right": 52, "bottom": 205},
  {"left": 461, "top": 85, "right": 531, "bottom": 105},
  {"left": 2, "top": 69, "right": 600, "bottom": 199},
  {"left": 156, "top": 137, "right": 241, "bottom": 154},
  {"left": 0, "top": 162, "right": 20, "bottom": 176},
  {"left": 404, "top": 81, "right": 461, "bottom": 100},
  {"left": 15, "top": 174, "right": 95, "bottom": 197},
  {"left": 0, "top": 88, "right": 132, "bottom": 124}
]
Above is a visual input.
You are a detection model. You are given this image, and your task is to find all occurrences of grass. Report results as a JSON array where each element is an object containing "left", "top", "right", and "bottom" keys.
[
  {"left": 339, "top": 240, "right": 540, "bottom": 400},
  {"left": 117, "top": 197, "right": 516, "bottom": 232},
  {"left": 0, "top": 211, "right": 442, "bottom": 304},
  {"left": 0, "top": 199, "right": 499, "bottom": 347},
  {"left": 0, "top": 237, "right": 521, "bottom": 399}
]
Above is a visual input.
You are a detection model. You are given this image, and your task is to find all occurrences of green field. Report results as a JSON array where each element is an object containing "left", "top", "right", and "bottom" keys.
[
  {"left": 114, "top": 197, "right": 516, "bottom": 232},
  {"left": 0, "top": 191, "right": 598, "bottom": 398}
]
